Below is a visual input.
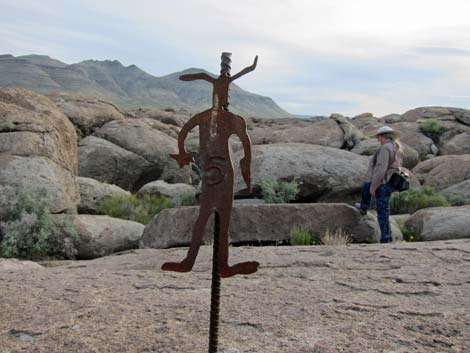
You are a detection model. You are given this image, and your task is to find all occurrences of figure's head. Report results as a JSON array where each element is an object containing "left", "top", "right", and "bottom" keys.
[
  {"left": 374, "top": 126, "right": 397, "bottom": 145},
  {"left": 220, "top": 52, "right": 232, "bottom": 76}
]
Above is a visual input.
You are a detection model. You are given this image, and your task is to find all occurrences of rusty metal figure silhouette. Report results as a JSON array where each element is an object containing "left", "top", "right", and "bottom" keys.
[{"left": 161, "top": 53, "right": 259, "bottom": 278}]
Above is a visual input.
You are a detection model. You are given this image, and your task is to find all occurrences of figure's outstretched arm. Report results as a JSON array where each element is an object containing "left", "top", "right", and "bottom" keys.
[
  {"left": 235, "top": 117, "right": 252, "bottom": 193},
  {"left": 230, "top": 56, "right": 258, "bottom": 82},
  {"left": 170, "top": 115, "right": 201, "bottom": 167},
  {"left": 179, "top": 73, "right": 215, "bottom": 83}
]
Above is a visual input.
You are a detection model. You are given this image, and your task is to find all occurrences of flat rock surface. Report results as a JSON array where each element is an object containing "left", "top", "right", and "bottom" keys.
[{"left": 1, "top": 240, "right": 470, "bottom": 353}]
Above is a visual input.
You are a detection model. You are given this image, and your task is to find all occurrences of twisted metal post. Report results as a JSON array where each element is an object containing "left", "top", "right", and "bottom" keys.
[{"left": 209, "top": 212, "right": 221, "bottom": 353}]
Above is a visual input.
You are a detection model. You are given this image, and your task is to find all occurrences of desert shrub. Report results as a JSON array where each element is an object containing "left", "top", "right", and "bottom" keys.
[
  {"left": 260, "top": 179, "right": 299, "bottom": 204},
  {"left": 401, "top": 226, "right": 415, "bottom": 242},
  {"left": 0, "top": 186, "right": 74, "bottom": 260},
  {"left": 444, "top": 194, "right": 466, "bottom": 206},
  {"left": 321, "top": 228, "right": 352, "bottom": 245},
  {"left": 418, "top": 119, "right": 446, "bottom": 142},
  {"left": 173, "top": 191, "right": 197, "bottom": 207},
  {"left": 290, "top": 226, "right": 314, "bottom": 246},
  {"left": 0, "top": 121, "right": 15, "bottom": 132},
  {"left": 391, "top": 186, "right": 450, "bottom": 214},
  {"left": 97, "top": 194, "right": 171, "bottom": 224}
]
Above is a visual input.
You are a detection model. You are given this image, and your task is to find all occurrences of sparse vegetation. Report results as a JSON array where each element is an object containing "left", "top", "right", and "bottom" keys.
[
  {"left": 0, "top": 186, "right": 76, "bottom": 260},
  {"left": 401, "top": 226, "right": 416, "bottom": 242},
  {"left": 391, "top": 186, "right": 450, "bottom": 214},
  {"left": 173, "top": 191, "right": 197, "bottom": 207},
  {"left": 444, "top": 194, "right": 466, "bottom": 206},
  {"left": 321, "top": 228, "right": 352, "bottom": 245},
  {"left": 96, "top": 194, "right": 172, "bottom": 224},
  {"left": 260, "top": 179, "right": 299, "bottom": 204},
  {"left": 0, "top": 121, "right": 15, "bottom": 132},
  {"left": 289, "top": 226, "right": 315, "bottom": 246},
  {"left": 418, "top": 119, "right": 447, "bottom": 142}
]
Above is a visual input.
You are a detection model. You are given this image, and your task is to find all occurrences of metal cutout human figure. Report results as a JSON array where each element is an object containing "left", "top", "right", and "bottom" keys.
[{"left": 161, "top": 53, "right": 259, "bottom": 278}]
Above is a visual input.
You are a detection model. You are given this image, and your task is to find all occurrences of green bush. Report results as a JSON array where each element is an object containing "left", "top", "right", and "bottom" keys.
[
  {"left": 97, "top": 194, "right": 172, "bottom": 224},
  {"left": 0, "top": 187, "right": 74, "bottom": 260},
  {"left": 391, "top": 186, "right": 450, "bottom": 214},
  {"left": 401, "top": 226, "right": 416, "bottom": 242},
  {"left": 290, "top": 226, "right": 314, "bottom": 246},
  {"left": 174, "top": 191, "right": 197, "bottom": 207},
  {"left": 418, "top": 119, "right": 447, "bottom": 141},
  {"left": 444, "top": 194, "right": 466, "bottom": 206},
  {"left": 260, "top": 179, "right": 299, "bottom": 204}
]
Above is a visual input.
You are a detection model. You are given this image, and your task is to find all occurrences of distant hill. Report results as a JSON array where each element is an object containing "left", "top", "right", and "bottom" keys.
[{"left": 0, "top": 54, "right": 291, "bottom": 119}]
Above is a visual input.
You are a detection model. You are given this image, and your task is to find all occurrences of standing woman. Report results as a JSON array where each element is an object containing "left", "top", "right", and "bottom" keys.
[{"left": 355, "top": 126, "right": 401, "bottom": 243}]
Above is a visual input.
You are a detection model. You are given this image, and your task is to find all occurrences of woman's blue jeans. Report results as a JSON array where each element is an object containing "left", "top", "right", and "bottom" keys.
[{"left": 360, "top": 182, "right": 394, "bottom": 243}]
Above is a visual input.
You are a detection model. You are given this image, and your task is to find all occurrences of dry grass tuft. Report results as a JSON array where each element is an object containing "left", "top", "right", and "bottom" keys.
[{"left": 321, "top": 228, "right": 352, "bottom": 246}]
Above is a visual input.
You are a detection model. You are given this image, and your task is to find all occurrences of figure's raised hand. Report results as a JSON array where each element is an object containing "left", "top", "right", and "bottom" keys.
[
  {"left": 251, "top": 55, "right": 258, "bottom": 70},
  {"left": 170, "top": 152, "right": 193, "bottom": 168}
]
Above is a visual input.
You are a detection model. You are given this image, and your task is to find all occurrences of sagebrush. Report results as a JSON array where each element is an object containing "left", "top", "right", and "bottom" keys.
[
  {"left": 418, "top": 119, "right": 446, "bottom": 142},
  {"left": 0, "top": 186, "right": 76, "bottom": 260},
  {"left": 97, "top": 194, "right": 171, "bottom": 224},
  {"left": 391, "top": 186, "right": 449, "bottom": 214},
  {"left": 260, "top": 179, "right": 299, "bottom": 204}
]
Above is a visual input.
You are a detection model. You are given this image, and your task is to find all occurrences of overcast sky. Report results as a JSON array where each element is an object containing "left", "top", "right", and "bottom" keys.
[{"left": 1, "top": 0, "right": 470, "bottom": 116}]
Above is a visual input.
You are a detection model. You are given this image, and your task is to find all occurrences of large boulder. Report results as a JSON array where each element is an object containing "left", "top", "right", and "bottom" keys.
[
  {"left": 401, "top": 106, "right": 470, "bottom": 124},
  {"left": 441, "top": 180, "right": 470, "bottom": 206},
  {"left": 389, "top": 122, "right": 437, "bottom": 159},
  {"left": 90, "top": 119, "right": 194, "bottom": 190},
  {"left": 77, "top": 176, "right": 130, "bottom": 214},
  {"left": 412, "top": 155, "right": 470, "bottom": 191},
  {"left": 54, "top": 214, "right": 145, "bottom": 259},
  {"left": 48, "top": 92, "right": 125, "bottom": 138},
  {"left": 440, "top": 132, "right": 470, "bottom": 155},
  {"left": 0, "top": 88, "right": 79, "bottom": 213},
  {"left": 125, "top": 107, "right": 189, "bottom": 127},
  {"left": 0, "top": 258, "right": 44, "bottom": 272},
  {"left": 137, "top": 180, "right": 196, "bottom": 200},
  {"left": 330, "top": 114, "right": 366, "bottom": 150},
  {"left": 78, "top": 136, "right": 150, "bottom": 191},
  {"left": 404, "top": 206, "right": 470, "bottom": 241},
  {"left": 141, "top": 203, "right": 402, "bottom": 249},
  {"left": 248, "top": 118, "right": 345, "bottom": 148},
  {"left": 233, "top": 143, "right": 369, "bottom": 202}
]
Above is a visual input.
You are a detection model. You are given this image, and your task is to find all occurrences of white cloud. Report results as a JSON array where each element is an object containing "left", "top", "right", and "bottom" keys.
[{"left": 1, "top": 0, "right": 470, "bottom": 115}]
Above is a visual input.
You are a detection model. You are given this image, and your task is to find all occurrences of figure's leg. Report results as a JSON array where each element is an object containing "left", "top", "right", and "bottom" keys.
[
  {"left": 375, "top": 184, "right": 393, "bottom": 243},
  {"left": 161, "top": 206, "right": 213, "bottom": 272},
  {"left": 217, "top": 207, "right": 259, "bottom": 278}
]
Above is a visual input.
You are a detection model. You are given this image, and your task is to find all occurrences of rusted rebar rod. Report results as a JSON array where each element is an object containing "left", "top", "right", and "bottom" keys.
[{"left": 209, "top": 212, "right": 221, "bottom": 353}]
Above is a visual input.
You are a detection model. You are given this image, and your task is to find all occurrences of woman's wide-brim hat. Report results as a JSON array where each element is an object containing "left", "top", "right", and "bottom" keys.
[{"left": 372, "top": 126, "right": 398, "bottom": 137}]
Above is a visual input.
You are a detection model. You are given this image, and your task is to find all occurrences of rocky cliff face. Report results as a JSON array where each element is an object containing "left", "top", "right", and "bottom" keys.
[{"left": 0, "top": 54, "right": 291, "bottom": 119}]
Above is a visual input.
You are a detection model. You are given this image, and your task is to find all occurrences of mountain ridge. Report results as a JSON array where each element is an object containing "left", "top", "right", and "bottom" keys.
[{"left": 0, "top": 54, "right": 291, "bottom": 119}]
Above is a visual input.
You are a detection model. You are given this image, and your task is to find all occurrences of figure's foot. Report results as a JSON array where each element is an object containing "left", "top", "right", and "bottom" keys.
[
  {"left": 161, "top": 260, "right": 193, "bottom": 273},
  {"left": 380, "top": 237, "right": 393, "bottom": 244},
  {"left": 354, "top": 203, "right": 367, "bottom": 215},
  {"left": 220, "top": 261, "right": 260, "bottom": 278}
]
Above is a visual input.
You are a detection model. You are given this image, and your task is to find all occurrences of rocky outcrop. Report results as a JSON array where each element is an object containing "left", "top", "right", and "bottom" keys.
[
  {"left": 233, "top": 143, "right": 369, "bottom": 202},
  {"left": 77, "top": 177, "right": 130, "bottom": 214},
  {"left": 0, "top": 88, "right": 79, "bottom": 213},
  {"left": 78, "top": 136, "right": 150, "bottom": 191},
  {"left": 0, "top": 258, "right": 44, "bottom": 271},
  {"left": 440, "top": 132, "right": 470, "bottom": 155},
  {"left": 441, "top": 180, "right": 470, "bottom": 205},
  {"left": 141, "top": 203, "right": 403, "bottom": 249},
  {"left": 389, "top": 122, "right": 437, "bottom": 159},
  {"left": 54, "top": 214, "right": 144, "bottom": 259},
  {"left": 87, "top": 119, "right": 194, "bottom": 190},
  {"left": 48, "top": 91, "right": 125, "bottom": 138},
  {"left": 412, "top": 155, "right": 470, "bottom": 191},
  {"left": 248, "top": 118, "right": 345, "bottom": 148},
  {"left": 405, "top": 206, "right": 470, "bottom": 241},
  {"left": 401, "top": 106, "right": 470, "bottom": 123},
  {"left": 137, "top": 180, "right": 196, "bottom": 202}
]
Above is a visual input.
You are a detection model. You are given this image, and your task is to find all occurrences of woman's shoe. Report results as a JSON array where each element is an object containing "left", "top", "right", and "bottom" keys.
[{"left": 354, "top": 203, "right": 367, "bottom": 215}]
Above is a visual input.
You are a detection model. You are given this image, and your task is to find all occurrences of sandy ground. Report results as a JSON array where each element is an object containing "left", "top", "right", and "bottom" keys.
[{"left": 1, "top": 239, "right": 470, "bottom": 353}]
